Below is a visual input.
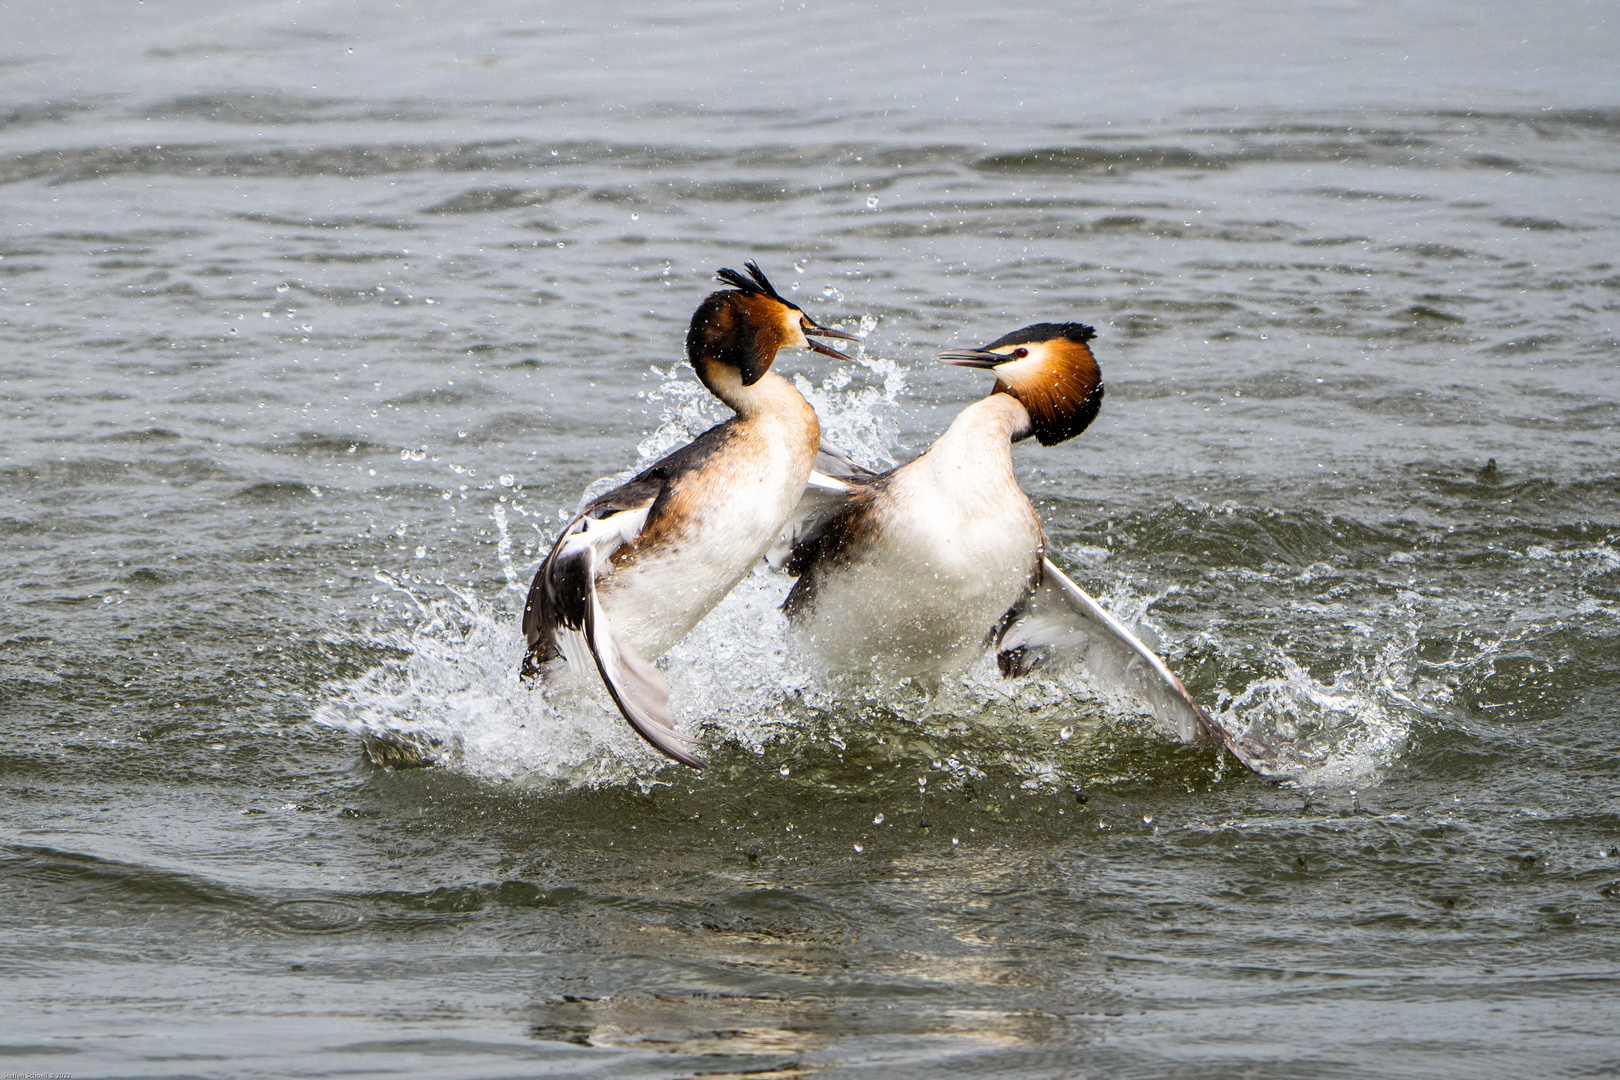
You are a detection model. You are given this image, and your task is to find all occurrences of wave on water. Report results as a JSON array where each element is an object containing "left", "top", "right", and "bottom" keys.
[{"left": 314, "top": 337, "right": 1419, "bottom": 793}]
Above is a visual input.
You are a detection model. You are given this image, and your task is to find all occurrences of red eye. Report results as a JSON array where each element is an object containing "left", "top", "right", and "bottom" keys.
[{"left": 1012, "top": 347, "right": 1029, "bottom": 359}]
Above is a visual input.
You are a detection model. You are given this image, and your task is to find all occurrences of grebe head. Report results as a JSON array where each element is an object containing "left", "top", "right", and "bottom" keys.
[
  {"left": 685, "top": 262, "right": 859, "bottom": 391},
  {"left": 936, "top": 322, "right": 1104, "bottom": 446}
]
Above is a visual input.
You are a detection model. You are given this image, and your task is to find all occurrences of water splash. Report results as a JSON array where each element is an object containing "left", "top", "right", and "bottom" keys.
[
  {"left": 316, "top": 549, "right": 1429, "bottom": 793},
  {"left": 1217, "top": 650, "right": 1414, "bottom": 788},
  {"left": 313, "top": 571, "right": 661, "bottom": 788}
]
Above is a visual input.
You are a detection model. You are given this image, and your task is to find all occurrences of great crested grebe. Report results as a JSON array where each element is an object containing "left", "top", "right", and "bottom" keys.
[
  {"left": 522, "top": 262, "right": 857, "bottom": 768},
  {"left": 778, "top": 322, "right": 1273, "bottom": 773}
]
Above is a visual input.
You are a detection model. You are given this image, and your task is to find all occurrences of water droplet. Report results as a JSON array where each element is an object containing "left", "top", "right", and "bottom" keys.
[
  {"left": 793, "top": 261, "right": 806, "bottom": 273},
  {"left": 865, "top": 195, "right": 879, "bottom": 208},
  {"left": 1059, "top": 726, "right": 1073, "bottom": 741},
  {"left": 499, "top": 474, "right": 515, "bottom": 487},
  {"left": 457, "top": 430, "right": 468, "bottom": 439},
  {"left": 414, "top": 546, "right": 426, "bottom": 559},
  {"left": 1143, "top": 815, "right": 1153, "bottom": 825},
  {"left": 779, "top": 765, "right": 790, "bottom": 776},
  {"left": 630, "top": 212, "right": 639, "bottom": 221},
  {"left": 852, "top": 844, "right": 863, "bottom": 853},
  {"left": 917, "top": 776, "right": 927, "bottom": 788},
  {"left": 276, "top": 283, "right": 290, "bottom": 293},
  {"left": 556, "top": 241, "right": 565, "bottom": 249},
  {"left": 872, "top": 813, "right": 884, "bottom": 825},
  {"left": 952, "top": 837, "right": 959, "bottom": 846}
]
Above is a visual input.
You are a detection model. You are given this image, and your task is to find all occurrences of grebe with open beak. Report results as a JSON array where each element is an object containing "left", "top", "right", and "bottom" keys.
[{"left": 522, "top": 262, "right": 857, "bottom": 768}]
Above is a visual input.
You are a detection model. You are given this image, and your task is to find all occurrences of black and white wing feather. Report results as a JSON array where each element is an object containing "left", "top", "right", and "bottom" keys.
[
  {"left": 521, "top": 479, "right": 705, "bottom": 770},
  {"left": 996, "top": 560, "right": 1278, "bottom": 778}
]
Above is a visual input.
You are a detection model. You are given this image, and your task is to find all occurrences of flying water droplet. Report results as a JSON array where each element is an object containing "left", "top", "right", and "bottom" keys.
[
  {"left": 1060, "top": 726, "right": 1073, "bottom": 741},
  {"left": 779, "top": 765, "right": 790, "bottom": 776},
  {"left": 499, "top": 474, "right": 515, "bottom": 487},
  {"left": 872, "top": 813, "right": 884, "bottom": 825},
  {"left": 853, "top": 843, "right": 863, "bottom": 853},
  {"left": 866, "top": 195, "right": 879, "bottom": 208}
]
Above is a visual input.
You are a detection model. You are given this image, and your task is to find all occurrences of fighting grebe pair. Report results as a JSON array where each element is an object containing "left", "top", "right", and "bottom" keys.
[{"left": 522, "top": 265, "right": 1270, "bottom": 774}]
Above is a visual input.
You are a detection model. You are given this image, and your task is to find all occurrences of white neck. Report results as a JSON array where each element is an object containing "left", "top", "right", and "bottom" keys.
[
  {"left": 701, "top": 366, "right": 809, "bottom": 421},
  {"left": 925, "top": 393, "right": 1029, "bottom": 466}
]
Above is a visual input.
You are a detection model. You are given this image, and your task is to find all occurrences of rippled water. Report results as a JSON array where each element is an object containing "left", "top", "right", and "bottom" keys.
[{"left": 4, "top": 2, "right": 1619, "bottom": 1076}]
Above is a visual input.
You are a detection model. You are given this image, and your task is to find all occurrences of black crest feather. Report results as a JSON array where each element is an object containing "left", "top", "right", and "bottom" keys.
[
  {"left": 984, "top": 322, "right": 1096, "bottom": 350},
  {"left": 714, "top": 261, "right": 794, "bottom": 306}
]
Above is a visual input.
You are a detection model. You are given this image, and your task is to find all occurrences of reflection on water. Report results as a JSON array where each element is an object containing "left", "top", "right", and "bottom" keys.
[{"left": 4, "top": 1, "right": 1619, "bottom": 1076}]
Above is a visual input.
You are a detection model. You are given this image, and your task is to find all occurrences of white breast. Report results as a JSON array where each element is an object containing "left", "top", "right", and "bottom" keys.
[
  {"left": 794, "top": 397, "right": 1043, "bottom": 679},
  {"left": 603, "top": 407, "right": 816, "bottom": 660}
]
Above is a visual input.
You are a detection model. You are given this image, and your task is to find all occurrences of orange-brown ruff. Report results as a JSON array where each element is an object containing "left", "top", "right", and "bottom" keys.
[
  {"left": 986, "top": 328, "right": 1103, "bottom": 446},
  {"left": 522, "top": 263, "right": 856, "bottom": 767},
  {"left": 783, "top": 323, "right": 1103, "bottom": 679}
]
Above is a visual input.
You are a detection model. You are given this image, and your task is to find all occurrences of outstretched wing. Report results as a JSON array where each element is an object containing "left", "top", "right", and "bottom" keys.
[
  {"left": 521, "top": 478, "right": 705, "bottom": 770},
  {"left": 997, "top": 560, "right": 1277, "bottom": 778}
]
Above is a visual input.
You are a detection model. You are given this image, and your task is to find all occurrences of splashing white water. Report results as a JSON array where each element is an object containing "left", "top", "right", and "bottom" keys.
[{"left": 315, "top": 552, "right": 1420, "bottom": 790}]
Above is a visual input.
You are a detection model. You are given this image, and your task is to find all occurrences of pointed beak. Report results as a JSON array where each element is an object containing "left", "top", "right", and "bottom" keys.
[
  {"left": 935, "top": 347, "right": 1008, "bottom": 369},
  {"left": 804, "top": 320, "right": 860, "bottom": 361}
]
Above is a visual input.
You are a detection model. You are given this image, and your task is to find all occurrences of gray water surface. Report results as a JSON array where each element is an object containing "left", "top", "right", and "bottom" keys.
[{"left": 3, "top": 2, "right": 1619, "bottom": 1077}]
